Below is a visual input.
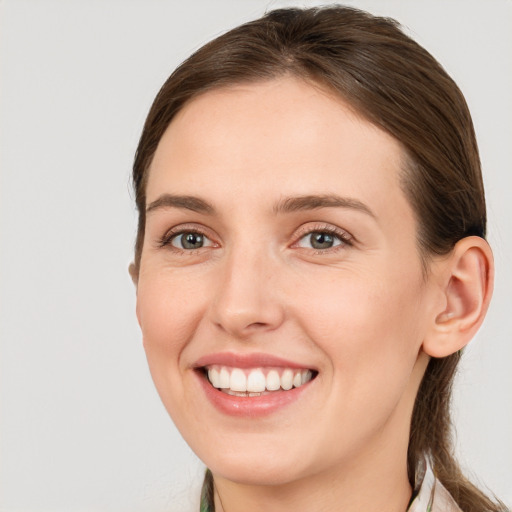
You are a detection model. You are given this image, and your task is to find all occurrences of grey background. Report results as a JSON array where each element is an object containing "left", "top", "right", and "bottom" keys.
[{"left": 1, "top": 1, "right": 510, "bottom": 510}]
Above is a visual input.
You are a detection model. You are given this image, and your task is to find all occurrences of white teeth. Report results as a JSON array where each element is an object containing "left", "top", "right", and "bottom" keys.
[
  {"left": 247, "top": 369, "right": 266, "bottom": 392},
  {"left": 219, "top": 367, "right": 230, "bottom": 388},
  {"left": 226, "top": 389, "right": 248, "bottom": 397},
  {"left": 281, "top": 369, "right": 293, "bottom": 390},
  {"left": 266, "top": 370, "right": 281, "bottom": 391},
  {"left": 208, "top": 368, "right": 220, "bottom": 388},
  {"left": 230, "top": 368, "right": 247, "bottom": 392},
  {"left": 206, "top": 365, "right": 315, "bottom": 393}
]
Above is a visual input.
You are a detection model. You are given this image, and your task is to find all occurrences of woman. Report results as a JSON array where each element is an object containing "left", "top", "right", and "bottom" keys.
[{"left": 130, "top": 6, "right": 507, "bottom": 512}]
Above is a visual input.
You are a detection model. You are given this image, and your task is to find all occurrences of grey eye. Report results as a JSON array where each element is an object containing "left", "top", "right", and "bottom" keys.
[
  {"left": 171, "top": 232, "right": 209, "bottom": 250},
  {"left": 297, "top": 231, "right": 343, "bottom": 250}
]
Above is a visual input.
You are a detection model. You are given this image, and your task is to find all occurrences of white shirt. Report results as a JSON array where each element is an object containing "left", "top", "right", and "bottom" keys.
[{"left": 409, "top": 457, "right": 461, "bottom": 512}]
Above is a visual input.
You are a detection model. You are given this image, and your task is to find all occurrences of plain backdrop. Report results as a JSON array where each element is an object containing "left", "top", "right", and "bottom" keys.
[{"left": 1, "top": 1, "right": 510, "bottom": 511}]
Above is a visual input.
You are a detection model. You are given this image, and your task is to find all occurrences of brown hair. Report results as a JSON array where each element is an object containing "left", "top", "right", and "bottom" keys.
[{"left": 132, "top": 6, "right": 505, "bottom": 511}]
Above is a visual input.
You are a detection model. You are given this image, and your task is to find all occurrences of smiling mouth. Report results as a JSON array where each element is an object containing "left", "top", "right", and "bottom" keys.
[{"left": 201, "top": 365, "right": 317, "bottom": 397}]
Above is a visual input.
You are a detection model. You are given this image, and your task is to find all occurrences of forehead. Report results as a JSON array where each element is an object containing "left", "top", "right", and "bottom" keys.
[{"left": 147, "top": 77, "right": 409, "bottom": 221}]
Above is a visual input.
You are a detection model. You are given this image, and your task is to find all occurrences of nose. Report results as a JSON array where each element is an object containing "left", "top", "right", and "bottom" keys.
[{"left": 208, "top": 247, "right": 286, "bottom": 339}]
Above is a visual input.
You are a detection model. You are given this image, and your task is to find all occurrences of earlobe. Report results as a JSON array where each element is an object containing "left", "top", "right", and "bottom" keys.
[
  {"left": 129, "top": 262, "right": 139, "bottom": 287},
  {"left": 422, "top": 236, "right": 494, "bottom": 358},
  {"left": 128, "top": 262, "right": 143, "bottom": 328}
]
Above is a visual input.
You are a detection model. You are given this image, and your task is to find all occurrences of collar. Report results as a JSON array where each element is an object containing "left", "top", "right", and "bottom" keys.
[{"left": 408, "top": 456, "right": 462, "bottom": 512}]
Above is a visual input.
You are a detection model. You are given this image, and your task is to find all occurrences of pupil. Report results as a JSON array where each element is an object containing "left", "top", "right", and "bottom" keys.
[
  {"left": 182, "top": 233, "right": 203, "bottom": 249},
  {"left": 311, "top": 232, "right": 333, "bottom": 249}
]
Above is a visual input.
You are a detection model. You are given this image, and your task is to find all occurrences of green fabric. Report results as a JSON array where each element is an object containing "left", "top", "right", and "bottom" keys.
[{"left": 200, "top": 469, "right": 213, "bottom": 512}]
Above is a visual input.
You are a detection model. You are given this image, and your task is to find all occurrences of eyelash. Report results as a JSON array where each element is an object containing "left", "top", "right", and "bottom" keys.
[
  {"left": 157, "top": 224, "right": 353, "bottom": 254},
  {"left": 158, "top": 226, "right": 215, "bottom": 253},
  {"left": 292, "top": 224, "right": 353, "bottom": 253}
]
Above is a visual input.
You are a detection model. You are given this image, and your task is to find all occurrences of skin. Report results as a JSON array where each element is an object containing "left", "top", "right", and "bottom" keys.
[{"left": 133, "top": 77, "right": 492, "bottom": 512}]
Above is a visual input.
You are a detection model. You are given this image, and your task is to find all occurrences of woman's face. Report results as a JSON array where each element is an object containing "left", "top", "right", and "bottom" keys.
[{"left": 136, "top": 78, "right": 436, "bottom": 486}]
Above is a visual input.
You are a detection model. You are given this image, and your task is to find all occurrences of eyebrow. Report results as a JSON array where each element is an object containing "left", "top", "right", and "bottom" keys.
[
  {"left": 273, "top": 194, "right": 376, "bottom": 218},
  {"left": 146, "top": 193, "right": 375, "bottom": 218},
  {"left": 146, "top": 194, "right": 215, "bottom": 214}
]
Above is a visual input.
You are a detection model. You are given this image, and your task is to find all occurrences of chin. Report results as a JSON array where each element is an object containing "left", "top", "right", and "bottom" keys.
[
  {"left": 209, "top": 455, "right": 308, "bottom": 486},
  {"left": 189, "top": 429, "right": 324, "bottom": 487}
]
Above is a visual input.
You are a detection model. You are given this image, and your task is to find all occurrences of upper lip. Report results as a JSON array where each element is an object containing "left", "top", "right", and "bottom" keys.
[{"left": 193, "top": 352, "right": 316, "bottom": 370}]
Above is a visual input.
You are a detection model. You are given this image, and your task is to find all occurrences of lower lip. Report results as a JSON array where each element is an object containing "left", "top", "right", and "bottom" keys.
[{"left": 195, "top": 371, "right": 313, "bottom": 418}]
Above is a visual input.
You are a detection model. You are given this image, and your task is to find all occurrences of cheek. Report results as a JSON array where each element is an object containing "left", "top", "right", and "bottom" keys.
[
  {"left": 135, "top": 270, "right": 209, "bottom": 409},
  {"left": 299, "top": 266, "right": 422, "bottom": 337},
  {"left": 291, "top": 270, "right": 426, "bottom": 458},
  {"left": 137, "top": 270, "right": 205, "bottom": 351},
  {"left": 294, "top": 266, "right": 426, "bottom": 394}
]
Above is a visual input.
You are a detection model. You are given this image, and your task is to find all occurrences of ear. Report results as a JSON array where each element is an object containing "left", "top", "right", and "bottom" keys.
[
  {"left": 129, "top": 263, "right": 143, "bottom": 328},
  {"left": 422, "top": 236, "right": 494, "bottom": 358},
  {"left": 129, "top": 262, "right": 139, "bottom": 287}
]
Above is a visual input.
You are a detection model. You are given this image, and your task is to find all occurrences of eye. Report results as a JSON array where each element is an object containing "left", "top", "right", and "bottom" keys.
[
  {"left": 295, "top": 228, "right": 351, "bottom": 251},
  {"left": 167, "top": 230, "right": 215, "bottom": 250}
]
